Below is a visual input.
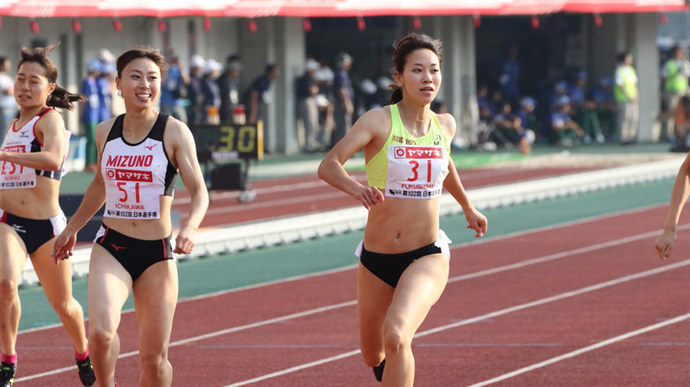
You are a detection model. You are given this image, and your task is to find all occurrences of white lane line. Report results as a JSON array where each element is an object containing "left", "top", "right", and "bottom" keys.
[
  {"left": 467, "top": 312, "right": 690, "bottom": 387},
  {"left": 13, "top": 208, "right": 679, "bottom": 382},
  {"left": 221, "top": 260, "right": 690, "bottom": 386}
]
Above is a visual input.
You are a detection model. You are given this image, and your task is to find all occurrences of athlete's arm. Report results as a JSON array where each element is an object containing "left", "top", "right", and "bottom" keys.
[
  {"left": 0, "top": 110, "right": 66, "bottom": 171},
  {"left": 168, "top": 119, "right": 209, "bottom": 254},
  {"left": 318, "top": 108, "right": 387, "bottom": 209},
  {"left": 52, "top": 120, "right": 111, "bottom": 263},
  {"left": 438, "top": 113, "right": 487, "bottom": 238},
  {"left": 655, "top": 151, "right": 690, "bottom": 259}
]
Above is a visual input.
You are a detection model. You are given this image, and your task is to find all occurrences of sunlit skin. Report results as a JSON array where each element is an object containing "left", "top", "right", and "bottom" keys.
[{"left": 319, "top": 43, "right": 487, "bottom": 387}]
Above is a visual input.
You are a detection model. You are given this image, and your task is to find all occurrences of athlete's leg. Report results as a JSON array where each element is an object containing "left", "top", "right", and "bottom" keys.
[
  {"left": 30, "top": 239, "right": 88, "bottom": 353},
  {"left": 87, "top": 245, "right": 132, "bottom": 387},
  {"left": 0, "top": 224, "right": 28, "bottom": 358},
  {"left": 381, "top": 253, "right": 449, "bottom": 387},
  {"left": 132, "top": 260, "right": 178, "bottom": 387},
  {"left": 357, "top": 263, "right": 394, "bottom": 368}
]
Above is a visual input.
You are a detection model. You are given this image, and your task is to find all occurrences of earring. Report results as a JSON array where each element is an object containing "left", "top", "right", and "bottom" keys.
[{"left": 117, "top": 90, "right": 122, "bottom": 97}]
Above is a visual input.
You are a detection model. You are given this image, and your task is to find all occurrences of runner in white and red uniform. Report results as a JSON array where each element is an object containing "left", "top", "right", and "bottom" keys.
[
  {"left": 0, "top": 44, "right": 95, "bottom": 387},
  {"left": 53, "top": 47, "right": 209, "bottom": 387},
  {"left": 319, "top": 33, "right": 487, "bottom": 385}
]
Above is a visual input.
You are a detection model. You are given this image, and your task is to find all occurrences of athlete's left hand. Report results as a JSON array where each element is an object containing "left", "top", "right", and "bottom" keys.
[
  {"left": 465, "top": 208, "right": 488, "bottom": 238},
  {"left": 174, "top": 226, "right": 196, "bottom": 254}
]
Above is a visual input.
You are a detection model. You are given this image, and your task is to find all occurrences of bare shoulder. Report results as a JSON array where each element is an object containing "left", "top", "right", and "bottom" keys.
[
  {"left": 353, "top": 106, "right": 391, "bottom": 138},
  {"left": 37, "top": 109, "right": 65, "bottom": 132},
  {"left": 163, "top": 115, "right": 194, "bottom": 144},
  {"left": 435, "top": 112, "right": 457, "bottom": 140}
]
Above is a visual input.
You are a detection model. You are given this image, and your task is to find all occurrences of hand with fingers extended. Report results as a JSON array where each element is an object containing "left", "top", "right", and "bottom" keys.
[
  {"left": 465, "top": 207, "right": 488, "bottom": 238},
  {"left": 655, "top": 230, "right": 676, "bottom": 260},
  {"left": 52, "top": 228, "right": 77, "bottom": 266},
  {"left": 352, "top": 184, "right": 385, "bottom": 210}
]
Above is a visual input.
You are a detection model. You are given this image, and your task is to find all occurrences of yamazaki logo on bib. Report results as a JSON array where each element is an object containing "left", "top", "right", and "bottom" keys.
[
  {"left": 105, "top": 168, "right": 153, "bottom": 182},
  {"left": 393, "top": 146, "right": 443, "bottom": 159}
]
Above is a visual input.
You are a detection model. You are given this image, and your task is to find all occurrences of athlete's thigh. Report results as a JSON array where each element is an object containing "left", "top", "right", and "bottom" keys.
[
  {"left": 87, "top": 244, "right": 132, "bottom": 334},
  {"left": 0, "top": 223, "right": 28, "bottom": 284},
  {"left": 385, "top": 254, "right": 449, "bottom": 334},
  {"left": 132, "top": 260, "right": 178, "bottom": 354},
  {"left": 30, "top": 238, "right": 74, "bottom": 303},
  {"left": 358, "top": 263, "right": 395, "bottom": 349}
]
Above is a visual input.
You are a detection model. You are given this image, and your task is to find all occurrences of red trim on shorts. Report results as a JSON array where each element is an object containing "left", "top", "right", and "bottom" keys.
[
  {"left": 98, "top": 226, "right": 109, "bottom": 244},
  {"left": 161, "top": 237, "right": 167, "bottom": 257}
]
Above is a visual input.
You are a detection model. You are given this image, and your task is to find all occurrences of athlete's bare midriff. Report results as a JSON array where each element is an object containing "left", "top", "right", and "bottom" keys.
[
  {"left": 363, "top": 196, "right": 441, "bottom": 253},
  {"left": 103, "top": 195, "right": 173, "bottom": 240},
  {"left": 0, "top": 176, "right": 61, "bottom": 218}
]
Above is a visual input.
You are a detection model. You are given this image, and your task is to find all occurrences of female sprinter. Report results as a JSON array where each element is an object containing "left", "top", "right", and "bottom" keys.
[
  {"left": 0, "top": 45, "right": 95, "bottom": 386},
  {"left": 318, "top": 33, "right": 487, "bottom": 386},
  {"left": 53, "top": 47, "right": 209, "bottom": 386}
]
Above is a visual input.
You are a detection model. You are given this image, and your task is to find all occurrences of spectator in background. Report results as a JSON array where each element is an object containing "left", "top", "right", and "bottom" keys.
[
  {"left": 493, "top": 101, "right": 533, "bottom": 153},
  {"left": 160, "top": 52, "right": 188, "bottom": 123},
  {"left": 218, "top": 54, "right": 243, "bottom": 124},
  {"left": 186, "top": 55, "right": 205, "bottom": 126},
  {"left": 331, "top": 52, "right": 354, "bottom": 147},
  {"left": 498, "top": 43, "right": 521, "bottom": 106},
  {"left": 569, "top": 71, "right": 605, "bottom": 144},
  {"left": 661, "top": 45, "right": 690, "bottom": 140},
  {"left": 614, "top": 51, "right": 639, "bottom": 145},
  {"left": 246, "top": 64, "right": 279, "bottom": 149},
  {"left": 80, "top": 58, "right": 102, "bottom": 171},
  {"left": 549, "top": 95, "right": 584, "bottom": 145},
  {"left": 296, "top": 59, "right": 321, "bottom": 152},
  {"left": 314, "top": 64, "right": 335, "bottom": 148},
  {"left": 98, "top": 61, "right": 116, "bottom": 123},
  {"left": 672, "top": 95, "right": 690, "bottom": 152},
  {"left": 201, "top": 59, "right": 222, "bottom": 124},
  {"left": 0, "top": 57, "right": 16, "bottom": 144},
  {"left": 591, "top": 76, "right": 617, "bottom": 140}
]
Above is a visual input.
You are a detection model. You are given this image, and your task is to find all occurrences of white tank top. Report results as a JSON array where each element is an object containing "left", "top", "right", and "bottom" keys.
[
  {"left": 0, "top": 107, "right": 69, "bottom": 190},
  {"left": 101, "top": 114, "right": 177, "bottom": 219}
]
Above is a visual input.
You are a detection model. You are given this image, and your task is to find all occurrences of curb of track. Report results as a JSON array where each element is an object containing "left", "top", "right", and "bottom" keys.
[{"left": 19, "top": 157, "right": 684, "bottom": 287}]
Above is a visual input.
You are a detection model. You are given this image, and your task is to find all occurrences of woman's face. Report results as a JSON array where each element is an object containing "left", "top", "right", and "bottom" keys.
[
  {"left": 14, "top": 61, "right": 54, "bottom": 110},
  {"left": 395, "top": 48, "right": 441, "bottom": 105},
  {"left": 116, "top": 57, "right": 161, "bottom": 110}
]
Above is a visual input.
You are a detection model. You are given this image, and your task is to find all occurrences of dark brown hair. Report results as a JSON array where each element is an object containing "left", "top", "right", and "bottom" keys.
[
  {"left": 116, "top": 47, "right": 168, "bottom": 78},
  {"left": 389, "top": 33, "right": 443, "bottom": 105},
  {"left": 18, "top": 43, "right": 85, "bottom": 110}
]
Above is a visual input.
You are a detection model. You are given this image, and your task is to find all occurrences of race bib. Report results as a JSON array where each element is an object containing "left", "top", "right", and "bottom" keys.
[
  {"left": 385, "top": 145, "right": 448, "bottom": 199},
  {"left": 0, "top": 144, "right": 36, "bottom": 189}
]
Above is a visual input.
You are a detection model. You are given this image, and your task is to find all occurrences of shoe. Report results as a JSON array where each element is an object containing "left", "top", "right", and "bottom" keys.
[
  {"left": 0, "top": 362, "right": 15, "bottom": 387},
  {"left": 76, "top": 356, "right": 96, "bottom": 386},
  {"left": 372, "top": 359, "right": 385, "bottom": 382}
]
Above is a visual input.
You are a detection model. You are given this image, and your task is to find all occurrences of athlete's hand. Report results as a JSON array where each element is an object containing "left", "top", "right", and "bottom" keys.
[
  {"left": 52, "top": 229, "right": 77, "bottom": 266},
  {"left": 465, "top": 208, "right": 487, "bottom": 238},
  {"left": 353, "top": 185, "right": 384, "bottom": 210},
  {"left": 174, "top": 226, "right": 196, "bottom": 255},
  {"left": 655, "top": 230, "right": 676, "bottom": 260}
]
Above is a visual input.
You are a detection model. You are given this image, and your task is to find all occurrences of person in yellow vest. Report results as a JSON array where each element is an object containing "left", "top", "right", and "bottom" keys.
[
  {"left": 614, "top": 51, "right": 639, "bottom": 145},
  {"left": 661, "top": 45, "right": 690, "bottom": 143}
]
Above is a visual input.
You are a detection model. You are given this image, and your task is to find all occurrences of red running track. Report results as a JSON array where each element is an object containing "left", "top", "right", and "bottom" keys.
[{"left": 13, "top": 200, "right": 690, "bottom": 386}]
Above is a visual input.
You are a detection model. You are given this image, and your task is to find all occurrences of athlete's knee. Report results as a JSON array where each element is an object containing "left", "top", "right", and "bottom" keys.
[
  {"left": 0, "top": 278, "right": 19, "bottom": 303},
  {"left": 89, "top": 326, "right": 117, "bottom": 349},
  {"left": 382, "top": 324, "right": 412, "bottom": 357},
  {"left": 140, "top": 351, "right": 170, "bottom": 378},
  {"left": 47, "top": 297, "right": 76, "bottom": 317}
]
